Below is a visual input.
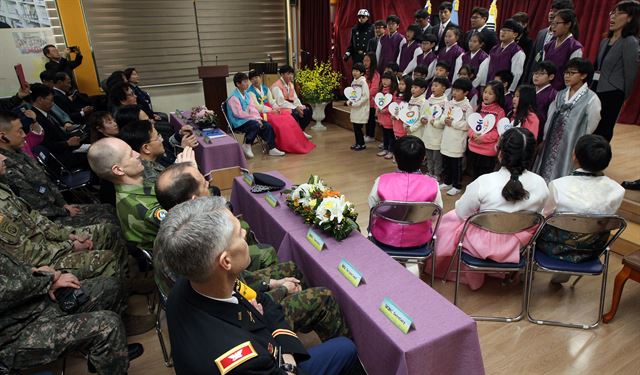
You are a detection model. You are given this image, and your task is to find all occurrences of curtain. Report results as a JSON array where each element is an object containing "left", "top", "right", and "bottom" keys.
[{"left": 300, "top": 0, "right": 331, "bottom": 67}]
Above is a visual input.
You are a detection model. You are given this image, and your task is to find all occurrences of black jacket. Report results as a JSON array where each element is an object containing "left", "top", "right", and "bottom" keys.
[
  {"left": 53, "top": 88, "right": 84, "bottom": 124},
  {"left": 462, "top": 27, "right": 498, "bottom": 53},
  {"left": 431, "top": 21, "right": 459, "bottom": 52},
  {"left": 346, "top": 23, "right": 375, "bottom": 63},
  {"left": 33, "top": 108, "right": 86, "bottom": 169},
  {"left": 45, "top": 55, "right": 83, "bottom": 87}
]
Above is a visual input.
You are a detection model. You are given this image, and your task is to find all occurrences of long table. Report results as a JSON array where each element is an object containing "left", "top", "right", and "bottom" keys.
[
  {"left": 169, "top": 112, "right": 247, "bottom": 173},
  {"left": 230, "top": 172, "right": 485, "bottom": 375}
]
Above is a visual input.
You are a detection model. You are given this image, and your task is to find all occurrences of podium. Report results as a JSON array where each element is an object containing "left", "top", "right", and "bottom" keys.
[{"left": 198, "top": 65, "right": 229, "bottom": 132}]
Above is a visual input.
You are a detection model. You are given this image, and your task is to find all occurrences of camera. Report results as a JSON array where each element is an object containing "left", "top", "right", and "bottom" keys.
[
  {"left": 69, "top": 46, "right": 80, "bottom": 53},
  {"left": 55, "top": 286, "right": 89, "bottom": 313}
]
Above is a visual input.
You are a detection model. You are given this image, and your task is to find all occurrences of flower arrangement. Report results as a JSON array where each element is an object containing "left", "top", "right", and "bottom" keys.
[
  {"left": 285, "top": 175, "right": 358, "bottom": 241},
  {"left": 295, "top": 60, "right": 342, "bottom": 104},
  {"left": 189, "top": 105, "right": 218, "bottom": 128}
]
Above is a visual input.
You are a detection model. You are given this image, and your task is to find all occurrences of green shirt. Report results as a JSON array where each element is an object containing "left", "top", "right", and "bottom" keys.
[{"left": 114, "top": 183, "right": 166, "bottom": 250}]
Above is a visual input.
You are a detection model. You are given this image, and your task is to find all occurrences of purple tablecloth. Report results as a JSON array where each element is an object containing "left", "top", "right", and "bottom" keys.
[
  {"left": 230, "top": 171, "right": 485, "bottom": 375},
  {"left": 169, "top": 112, "right": 247, "bottom": 173}
]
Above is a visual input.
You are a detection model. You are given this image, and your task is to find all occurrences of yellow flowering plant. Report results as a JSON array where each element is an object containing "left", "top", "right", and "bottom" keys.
[{"left": 295, "top": 60, "right": 342, "bottom": 103}]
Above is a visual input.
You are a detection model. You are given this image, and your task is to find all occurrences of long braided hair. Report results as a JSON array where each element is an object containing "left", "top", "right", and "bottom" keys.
[{"left": 497, "top": 127, "right": 536, "bottom": 202}]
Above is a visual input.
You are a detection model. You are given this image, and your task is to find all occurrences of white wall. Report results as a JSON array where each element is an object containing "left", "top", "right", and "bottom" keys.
[{"left": 144, "top": 78, "right": 236, "bottom": 114}]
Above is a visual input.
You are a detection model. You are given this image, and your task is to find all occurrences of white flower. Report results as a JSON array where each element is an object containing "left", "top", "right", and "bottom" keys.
[
  {"left": 315, "top": 195, "right": 348, "bottom": 224},
  {"left": 292, "top": 183, "right": 313, "bottom": 205}
]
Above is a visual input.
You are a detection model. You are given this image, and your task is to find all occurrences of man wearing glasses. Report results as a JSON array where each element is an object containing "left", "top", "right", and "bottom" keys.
[{"left": 463, "top": 7, "right": 498, "bottom": 53}]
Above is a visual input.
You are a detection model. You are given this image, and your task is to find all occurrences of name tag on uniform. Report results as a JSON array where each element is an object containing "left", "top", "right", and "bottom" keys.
[
  {"left": 593, "top": 71, "right": 601, "bottom": 82},
  {"left": 380, "top": 297, "right": 414, "bottom": 334},
  {"left": 38, "top": 185, "right": 47, "bottom": 194},
  {"left": 338, "top": 259, "right": 364, "bottom": 287},
  {"left": 264, "top": 192, "right": 279, "bottom": 207},
  {"left": 306, "top": 228, "right": 325, "bottom": 251}
]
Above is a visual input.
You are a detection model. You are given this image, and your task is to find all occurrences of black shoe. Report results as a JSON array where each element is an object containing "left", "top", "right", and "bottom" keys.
[
  {"left": 352, "top": 144, "right": 366, "bottom": 151},
  {"left": 88, "top": 343, "right": 144, "bottom": 373},
  {"left": 350, "top": 144, "right": 358, "bottom": 150},
  {"left": 621, "top": 179, "right": 640, "bottom": 190}
]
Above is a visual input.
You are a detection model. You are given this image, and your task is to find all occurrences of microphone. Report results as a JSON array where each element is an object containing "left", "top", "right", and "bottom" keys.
[{"left": 215, "top": 55, "right": 218, "bottom": 65}]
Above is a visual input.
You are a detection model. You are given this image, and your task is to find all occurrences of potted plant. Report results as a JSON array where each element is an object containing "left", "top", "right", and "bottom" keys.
[{"left": 295, "top": 60, "right": 341, "bottom": 131}]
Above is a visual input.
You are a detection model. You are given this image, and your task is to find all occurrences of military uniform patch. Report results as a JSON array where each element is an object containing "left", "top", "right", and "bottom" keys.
[
  {"left": 272, "top": 329, "right": 298, "bottom": 339},
  {"left": 214, "top": 341, "right": 258, "bottom": 374},
  {"left": 154, "top": 208, "right": 167, "bottom": 222}
]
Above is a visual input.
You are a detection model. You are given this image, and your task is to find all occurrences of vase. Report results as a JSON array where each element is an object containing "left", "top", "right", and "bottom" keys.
[{"left": 310, "top": 101, "right": 329, "bottom": 131}]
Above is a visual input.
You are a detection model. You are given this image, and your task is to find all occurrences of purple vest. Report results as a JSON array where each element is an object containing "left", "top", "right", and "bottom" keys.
[
  {"left": 378, "top": 32, "right": 405, "bottom": 73},
  {"left": 398, "top": 40, "right": 421, "bottom": 71},
  {"left": 543, "top": 36, "right": 583, "bottom": 90},
  {"left": 461, "top": 50, "right": 489, "bottom": 74},
  {"left": 487, "top": 42, "right": 522, "bottom": 82},
  {"left": 437, "top": 44, "right": 464, "bottom": 81},
  {"left": 535, "top": 85, "right": 558, "bottom": 141},
  {"left": 467, "top": 86, "right": 478, "bottom": 101},
  {"left": 416, "top": 51, "right": 437, "bottom": 68},
  {"left": 372, "top": 172, "right": 439, "bottom": 248}
]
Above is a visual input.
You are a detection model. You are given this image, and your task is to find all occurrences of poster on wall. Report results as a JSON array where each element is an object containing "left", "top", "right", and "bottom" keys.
[
  {"left": 0, "top": 0, "right": 51, "bottom": 28},
  {"left": 0, "top": 27, "right": 53, "bottom": 97}
]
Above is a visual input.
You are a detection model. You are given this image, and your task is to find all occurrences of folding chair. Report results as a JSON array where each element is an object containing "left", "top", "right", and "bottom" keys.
[
  {"left": 32, "top": 145, "right": 96, "bottom": 203},
  {"left": 446, "top": 210, "right": 545, "bottom": 322},
  {"left": 220, "top": 99, "right": 268, "bottom": 154},
  {"left": 367, "top": 201, "right": 442, "bottom": 286},
  {"left": 526, "top": 213, "right": 627, "bottom": 329},
  {"left": 154, "top": 272, "right": 173, "bottom": 367}
]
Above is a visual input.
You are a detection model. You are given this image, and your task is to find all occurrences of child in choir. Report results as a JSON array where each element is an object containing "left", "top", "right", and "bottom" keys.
[
  {"left": 421, "top": 77, "right": 450, "bottom": 181},
  {"left": 509, "top": 85, "right": 540, "bottom": 140},
  {"left": 412, "top": 64, "right": 429, "bottom": 80},
  {"left": 368, "top": 135, "right": 443, "bottom": 251},
  {"left": 391, "top": 76, "right": 412, "bottom": 139},
  {"left": 539, "top": 135, "right": 625, "bottom": 281},
  {"left": 384, "top": 62, "right": 401, "bottom": 80},
  {"left": 468, "top": 80, "right": 506, "bottom": 179},
  {"left": 347, "top": 63, "right": 370, "bottom": 151},
  {"left": 542, "top": 9, "right": 583, "bottom": 90},
  {"left": 457, "top": 65, "right": 479, "bottom": 109},
  {"left": 397, "top": 23, "right": 423, "bottom": 77},
  {"left": 494, "top": 70, "right": 515, "bottom": 113},
  {"left": 532, "top": 61, "right": 558, "bottom": 142},
  {"left": 429, "top": 127, "right": 549, "bottom": 289},
  {"left": 376, "top": 71, "right": 399, "bottom": 160},
  {"left": 416, "top": 33, "right": 438, "bottom": 80},
  {"left": 534, "top": 58, "right": 601, "bottom": 182},
  {"left": 405, "top": 78, "right": 430, "bottom": 139},
  {"left": 486, "top": 19, "right": 526, "bottom": 93},
  {"left": 440, "top": 78, "right": 474, "bottom": 196},
  {"left": 455, "top": 32, "right": 489, "bottom": 89},
  {"left": 376, "top": 15, "right": 405, "bottom": 75},
  {"left": 426, "top": 61, "right": 451, "bottom": 98},
  {"left": 364, "top": 52, "right": 381, "bottom": 144},
  {"left": 437, "top": 27, "right": 465, "bottom": 82}
]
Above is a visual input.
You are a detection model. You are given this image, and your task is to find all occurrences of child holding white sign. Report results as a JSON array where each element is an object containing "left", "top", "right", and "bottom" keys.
[
  {"left": 347, "top": 63, "right": 370, "bottom": 151},
  {"left": 405, "top": 78, "right": 430, "bottom": 139},
  {"left": 467, "top": 80, "right": 506, "bottom": 179},
  {"left": 421, "top": 77, "right": 449, "bottom": 181},
  {"left": 390, "top": 76, "right": 412, "bottom": 140},
  {"left": 376, "top": 71, "right": 398, "bottom": 159}
]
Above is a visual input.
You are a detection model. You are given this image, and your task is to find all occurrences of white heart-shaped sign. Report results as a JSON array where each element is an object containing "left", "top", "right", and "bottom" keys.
[
  {"left": 374, "top": 93, "right": 393, "bottom": 110},
  {"left": 388, "top": 102, "right": 400, "bottom": 117},
  {"left": 497, "top": 118, "right": 514, "bottom": 135},
  {"left": 399, "top": 104, "right": 420, "bottom": 126},
  {"left": 344, "top": 86, "right": 363, "bottom": 102},
  {"left": 446, "top": 106, "right": 464, "bottom": 122},
  {"left": 431, "top": 105, "right": 444, "bottom": 120},
  {"left": 467, "top": 113, "right": 496, "bottom": 135}
]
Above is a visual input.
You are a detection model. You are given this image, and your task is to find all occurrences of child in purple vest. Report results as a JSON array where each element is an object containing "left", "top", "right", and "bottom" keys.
[
  {"left": 494, "top": 70, "right": 515, "bottom": 114},
  {"left": 486, "top": 19, "right": 526, "bottom": 93},
  {"left": 542, "top": 9, "right": 583, "bottom": 91},
  {"left": 412, "top": 64, "right": 429, "bottom": 80},
  {"left": 416, "top": 33, "right": 438, "bottom": 80},
  {"left": 368, "top": 135, "right": 443, "bottom": 250},
  {"left": 455, "top": 33, "right": 489, "bottom": 89},
  {"left": 383, "top": 62, "right": 400, "bottom": 82},
  {"left": 376, "top": 15, "right": 405, "bottom": 75},
  {"left": 398, "top": 23, "right": 423, "bottom": 77},
  {"left": 437, "top": 27, "right": 465, "bottom": 82},
  {"left": 457, "top": 65, "right": 479, "bottom": 110},
  {"left": 532, "top": 61, "right": 558, "bottom": 142}
]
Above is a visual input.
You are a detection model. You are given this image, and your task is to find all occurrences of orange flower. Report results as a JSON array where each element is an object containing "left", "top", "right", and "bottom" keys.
[{"left": 323, "top": 190, "right": 341, "bottom": 198}]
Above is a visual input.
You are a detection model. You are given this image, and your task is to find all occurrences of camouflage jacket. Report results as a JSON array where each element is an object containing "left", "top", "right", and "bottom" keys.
[
  {"left": 0, "top": 182, "right": 75, "bottom": 266},
  {"left": 141, "top": 159, "right": 165, "bottom": 184},
  {"left": 114, "top": 183, "right": 166, "bottom": 250},
  {"left": 0, "top": 251, "right": 53, "bottom": 347},
  {"left": 0, "top": 147, "right": 68, "bottom": 218}
]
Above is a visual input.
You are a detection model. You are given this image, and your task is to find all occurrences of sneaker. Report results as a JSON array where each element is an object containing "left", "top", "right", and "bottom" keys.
[
  {"left": 124, "top": 313, "right": 157, "bottom": 336},
  {"left": 241, "top": 144, "right": 254, "bottom": 159},
  {"left": 378, "top": 143, "right": 384, "bottom": 150},
  {"left": 268, "top": 148, "right": 285, "bottom": 156},
  {"left": 384, "top": 153, "right": 394, "bottom": 160},
  {"left": 364, "top": 136, "right": 375, "bottom": 143},
  {"left": 439, "top": 183, "right": 452, "bottom": 190},
  {"left": 376, "top": 150, "right": 388, "bottom": 157},
  {"left": 352, "top": 144, "right": 366, "bottom": 151},
  {"left": 350, "top": 144, "right": 358, "bottom": 150},
  {"left": 303, "top": 132, "right": 313, "bottom": 139},
  {"left": 446, "top": 187, "right": 462, "bottom": 196}
]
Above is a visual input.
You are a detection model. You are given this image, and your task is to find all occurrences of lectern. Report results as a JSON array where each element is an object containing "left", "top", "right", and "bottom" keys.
[{"left": 198, "top": 65, "right": 229, "bottom": 132}]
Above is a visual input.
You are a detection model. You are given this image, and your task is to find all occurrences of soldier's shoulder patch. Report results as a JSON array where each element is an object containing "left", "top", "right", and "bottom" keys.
[
  {"left": 214, "top": 341, "right": 258, "bottom": 374},
  {"left": 154, "top": 208, "right": 167, "bottom": 222}
]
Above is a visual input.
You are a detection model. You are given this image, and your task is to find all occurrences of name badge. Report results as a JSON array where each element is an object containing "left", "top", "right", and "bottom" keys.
[
  {"left": 338, "top": 259, "right": 364, "bottom": 287},
  {"left": 242, "top": 173, "right": 254, "bottom": 186},
  {"left": 379, "top": 297, "right": 414, "bottom": 334},
  {"left": 593, "top": 71, "right": 601, "bottom": 82},
  {"left": 38, "top": 185, "right": 47, "bottom": 194},
  {"left": 264, "top": 192, "right": 279, "bottom": 207},
  {"left": 306, "top": 228, "right": 325, "bottom": 251}
]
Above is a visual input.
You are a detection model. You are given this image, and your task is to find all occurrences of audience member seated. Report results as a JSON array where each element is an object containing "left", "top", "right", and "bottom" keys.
[
  {"left": 16, "top": 109, "right": 44, "bottom": 159},
  {"left": 539, "top": 134, "right": 626, "bottom": 283},
  {"left": 109, "top": 82, "right": 138, "bottom": 117},
  {"left": 119, "top": 119, "right": 172, "bottom": 183},
  {"left": 43, "top": 44, "right": 83, "bottom": 88},
  {"left": 89, "top": 110, "right": 119, "bottom": 143},
  {"left": 29, "top": 83, "right": 88, "bottom": 169},
  {"left": 0, "top": 111, "right": 118, "bottom": 226},
  {"left": 123, "top": 67, "right": 166, "bottom": 121},
  {"left": 0, "top": 85, "right": 30, "bottom": 112},
  {"left": 247, "top": 70, "right": 315, "bottom": 154},
  {"left": 271, "top": 64, "right": 313, "bottom": 139},
  {"left": 156, "top": 196, "right": 364, "bottom": 375},
  {"left": 52, "top": 72, "right": 93, "bottom": 124},
  {"left": 368, "top": 135, "right": 443, "bottom": 250},
  {"left": 227, "top": 72, "right": 285, "bottom": 159},
  {"left": 430, "top": 128, "right": 549, "bottom": 290},
  {"left": 103, "top": 70, "right": 127, "bottom": 94},
  {"left": 38, "top": 70, "right": 75, "bottom": 125},
  {"left": 0, "top": 252, "right": 143, "bottom": 375}
]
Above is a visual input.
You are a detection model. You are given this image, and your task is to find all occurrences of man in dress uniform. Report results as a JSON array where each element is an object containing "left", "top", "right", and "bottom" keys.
[
  {"left": 157, "top": 196, "right": 365, "bottom": 375},
  {"left": 344, "top": 9, "right": 375, "bottom": 65},
  {"left": 0, "top": 111, "right": 118, "bottom": 227}
]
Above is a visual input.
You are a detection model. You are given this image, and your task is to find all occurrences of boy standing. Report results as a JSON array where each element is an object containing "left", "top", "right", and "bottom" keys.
[
  {"left": 376, "top": 15, "right": 405, "bottom": 74},
  {"left": 532, "top": 61, "right": 558, "bottom": 141},
  {"left": 486, "top": 19, "right": 526, "bottom": 93},
  {"left": 421, "top": 77, "right": 450, "bottom": 182}
]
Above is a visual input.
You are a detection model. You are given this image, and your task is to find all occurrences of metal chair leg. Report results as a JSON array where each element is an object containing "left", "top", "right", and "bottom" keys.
[
  {"left": 155, "top": 302, "right": 173, "bottom": 367},
  {"left": 570, "top": 275, "right": 583, "bottom": 288},
  {"left": 430, "top": 252, "right": 436, "bottom": 287},
  {"left": 443, "top": 243, "right": 462, "bottom": 284},
  {"left": 453, "top": 248, "right": 463, "bottom": 305}
]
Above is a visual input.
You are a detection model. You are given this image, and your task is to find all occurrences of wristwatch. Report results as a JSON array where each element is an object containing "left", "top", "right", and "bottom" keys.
[{"left": 280, "top": 363, "right": 298, "bottom": 374}]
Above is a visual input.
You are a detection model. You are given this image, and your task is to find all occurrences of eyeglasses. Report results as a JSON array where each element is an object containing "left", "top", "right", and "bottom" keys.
[
  {"left": 357, "top": 15, "right": 367, "bottom": 19},
  {"left": 148, "top": 134, "right": 163, "bottom": 143},
  {"left": 564, "top": 70, "right": 580, "bottom": 76},
  {"left": 533, "top": 71, "right": 549, "bottom": 76}
]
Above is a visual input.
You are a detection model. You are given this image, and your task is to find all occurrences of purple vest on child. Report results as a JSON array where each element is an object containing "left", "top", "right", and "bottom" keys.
[
  {"left": 461, "top": 49, "right": 489, "bottom": 74},
  {"left": 372, "top": 172, "right": 439, "bottom": 248},
  {"left": 398, "top": 41, "right": 421, "bottom": 72},
  {"left": 535, "top": 85, "right": 558, "bottom": 141},
  {"left": 437, "top": 43, "right": 465, "bottom": 81},
  {"left": 416, "top": 51, "right": 437, "bottom": 68},
  {"left": 487, "top": 42, "right": 522, "bottom": 82},
  {"left": 543, "top": 36, "right": 583, "bottom": 90},
  {"left": 378, "top": 32, "right": 405, "bottom": 73}
]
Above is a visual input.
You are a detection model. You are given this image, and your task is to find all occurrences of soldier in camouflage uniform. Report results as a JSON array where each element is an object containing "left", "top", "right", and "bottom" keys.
[
  {"left": 0, "top": 251, "right": 134, "bottom": 374},
  {"left": 0, "top": 112, "right": 118, "bottom": 227}
]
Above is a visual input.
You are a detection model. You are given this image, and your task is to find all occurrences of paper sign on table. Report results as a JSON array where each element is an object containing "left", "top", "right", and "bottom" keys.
[
  {"left": 242, "top": 173, "right": 254, "bottom": 186},
  {"left": 374, "top": 93, "right": 393, "bottom": 110},
  {"left": 264, "top": 192, "right": 279, "bottom": 207},
  {"left": 379, "top": 297, "right": 414, "bottom": 334},
  {"left": 306, "top": 228, "right": 325, "bottom": 251},
  {"left": 338, "top": 259, "right": 364, "bottom": 287}
]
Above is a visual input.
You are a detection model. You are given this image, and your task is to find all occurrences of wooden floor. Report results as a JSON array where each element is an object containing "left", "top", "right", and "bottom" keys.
[{"left": 52, "top": 122, "right": 640, "bottom": 375}]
